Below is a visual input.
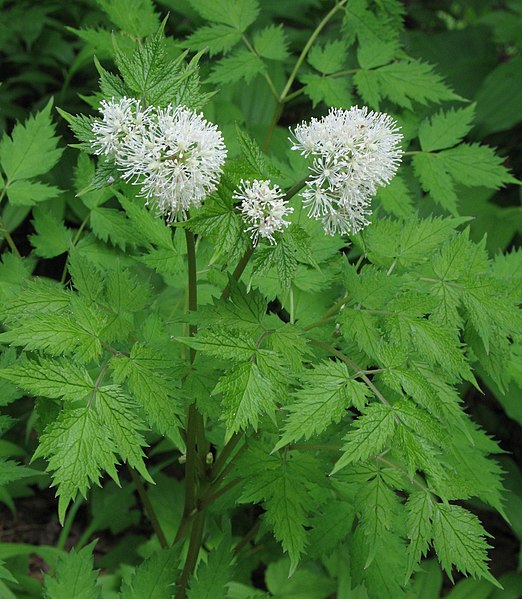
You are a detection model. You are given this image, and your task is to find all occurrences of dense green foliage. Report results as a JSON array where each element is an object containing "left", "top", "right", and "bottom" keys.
[{"left": 0, "top": 0, "right": 521, "bottom": 597}]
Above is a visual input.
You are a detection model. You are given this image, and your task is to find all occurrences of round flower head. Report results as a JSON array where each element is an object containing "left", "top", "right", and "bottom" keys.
[
  {"left": 116, "top": 105, "right": 227, "bottom": 219},
  {"left": 291, "top": 106, "right": 403, "bottom": 236},
  {"left": 234, "top": 179, "right": 293, "bottom": 246},
  {"left": 91, "top": 97, "right": 151, "bottom": 157},
  {"left": 90, "top": 101, "right": 227, "bottom": 220}
]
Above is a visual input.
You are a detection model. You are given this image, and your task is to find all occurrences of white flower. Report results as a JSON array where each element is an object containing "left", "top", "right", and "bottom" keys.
[
  {"left": 291, "top": 106, "right": 403, "bottom": 236},
  {"left": 91, "top": 97, "right": 151, "bottom": 157},
  {"left": 234, "top": 179, "right": 293, "bottom": 245},
  {"left": 91, "top": 101, "right": 227, "bottom": 219}
]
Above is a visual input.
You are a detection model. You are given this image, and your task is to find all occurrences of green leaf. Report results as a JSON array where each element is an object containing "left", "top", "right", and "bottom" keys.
[
  {"left": 117, "top": 192, "right": 173, "bottom": 250},
  {"left": 111, "top": 343, "right": 183, "bottom": 442},
  {"left": 361, "top": 216, "right": 467, "bottom": 270},
  {"left": 438, "top": 143, "right": 518, "bottom": 189},
  {"left": 419, "top": 104, "right": 476, "bottom": 152},
  {"left": 275, "top": 362, "right": 370, "bottom": 450},
  {"left": 432, "top": 504, "right": 498, "bottom": 586},
  {"left": 0, "top": 356, "right": 93, "bottom": 402},
  {"left": 213, "top": 362, "right": 276, "bottom": 435},
  {"left": 182, "top": 23, "right": 242, "bottom": 56},
  {"left": 115, "top": 24, "right": 200, "bottom": 107},
  {"left": 120, "top": 545, "right": 180, "bottom": 599},
  {"left": 33, "top": 406, "right": 119, "bottom": 524},
  {"left": 376, "top": 173, "right": 415, "bottom": 219},
  {"left": 208, "top": 49, "right": 265, "bottom": 85},
  {"left": 332, "top": 403, "right": 396, "bottom": 474},
  {"left": 408, "top": 319, "right": 473, "bottom": 382},
  {"left": 188, "top": 538, "right": 234, "bottom": 599},
  {"left": 308, "top": 40, "right": 347, "bottom": 74},
  {"left": 239, "top": 450, "right": 314, "bottom": 574},
  {"left": 95, "top": 385, "right": 152, "bottom": 482},
  {"left": 253, "top": 234, "right": 298, "bottom": 288},
  {"left": 235, "top": 125, "right": 267, "bottom": 177},
  {"left": 97, "top": 0, "right": 159, "bottom": 37},
  {"left": 6, "top": 180, "right": 61, "bottom": 206},
  {"left": 44, "top": 542, "right": 100, "bottom": 599},
  {"left": 68, "top": 249, "right": 105, "bottom": 303},
  {"left": 29, "top": 208, "right": 71, "bottom": 258},
  {"left": 90, "top": 207, "right": 137, "bottom": 250},
  {"left": 253, "top": 25, "right": 288, "bottom": 61},
  {"left": 405, "top": 491, "right": 434, "bottom": 579},
  {"left": 0, "top": 459, "right": 41, "bottom": 486},
  {"left": 188, "top": 0, "right": 259, "bottom": 32},
  {"left": 1, "top": 277, "right": 70, "bottom": 319},
  {"left": 412, "top": 152, "right": 459, "bottom": 215},
  {"left": 0, "top": 98, "right": 62, "bottom": 183},
  {"left": 344, "top": 0, "right": 400, "bottom": 69},
  {"left": 0, "top": 303, "right": 104, "bottom": 364},
  {"left": 177, "top": 328, "right": 257, "bottom": 361},
  {"left": 300, "top": 73, "right": 353, "bottom": 108},
  {"left": 355, "top": 60, "right": 461, "bottom": 110}
]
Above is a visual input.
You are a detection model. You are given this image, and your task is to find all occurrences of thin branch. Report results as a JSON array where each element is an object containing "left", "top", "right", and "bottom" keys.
[{"left": 129, "top": 467, "right": 168, "bottom": 549}]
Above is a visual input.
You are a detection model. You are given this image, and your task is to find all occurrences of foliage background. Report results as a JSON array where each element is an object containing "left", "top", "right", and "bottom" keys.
[{"left": 0, "top": 0, "right": 521, "bottom": 597}]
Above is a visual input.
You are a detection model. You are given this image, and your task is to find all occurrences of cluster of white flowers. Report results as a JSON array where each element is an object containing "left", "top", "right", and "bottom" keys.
[
  {"left": 234, "top": 179, "right": 293, "bottom": 246},
  {"left": 91, "top": 97, "right": 227, "bottom": 218},
  {"left": 291, "top": 106, "right": 403, "bottom": 236}
]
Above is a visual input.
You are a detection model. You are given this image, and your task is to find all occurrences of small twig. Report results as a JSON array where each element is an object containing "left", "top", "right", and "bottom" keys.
[{"left": 129, "top": 467, "right": 168, "bottom": 549}]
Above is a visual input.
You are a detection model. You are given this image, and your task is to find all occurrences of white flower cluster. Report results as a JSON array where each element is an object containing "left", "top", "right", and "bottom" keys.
[
  {"left": 91, "top": 97, "right": 227, "bottom": 218},
  {"left": 234, "top": 179, "right": 293, "bottom": 246},
  {"left": 291, "top": 106, "right": 403, "bottom": 236}
]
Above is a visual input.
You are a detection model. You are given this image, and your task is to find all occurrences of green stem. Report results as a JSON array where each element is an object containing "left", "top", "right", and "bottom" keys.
[
  {"left": 182, "top": 229, "right": 201, "bottom": 521},
  {"left": 129, "top": 468, "right": 168, "bottom": 549},
  {"left": 284, "top": 177, "right": 308, "bottom": 202},
  {"left": 56, "top": 497, "right": 83, "bottom": 550},
  {"left": 211, "top": 433, "right": 242, "bottom": 480},
  {"left": 279, "top": 0, "right": 348, "bottom": 101},
  {"left": 220, "top": 246, "right": 255, "bottom": 301},
  {"left": 242, "top": 35, "right": 280, "bottom": 101},
  {"left": 175, "top": 512, "right": 205, "bottom": 599}
]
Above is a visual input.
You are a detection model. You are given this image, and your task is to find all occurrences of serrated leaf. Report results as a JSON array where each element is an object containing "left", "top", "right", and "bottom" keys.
[
  {"left": 0, "top": 304, "right": 104, "bottom": 364},
  {"left": 120, "top": 545, "right": 180, "bottom": 599},
  {"left": 275, "top": 362, "right": 369, "bottom": 450},
  {"left": 188, "top": 0, "right": 259, "bottom": 32},
  {"left": 412, "top": 152, "right": 459, "bottom": 215},
  {"left": 95, "top": 385, "right": 151, "bottom": 482},
  {"left": 308, "top": 40, "right": 347, "bottom": 74},
  {"left": 344, "top": 0, "right": 400, "bottom": 69},
  {"left": 6, "top": 180, "right": 61, "bottom": 206},
  {"left": 1, "top": 277, "right": 70, "bottom": 319},
  {"left": 0, "top": 459, "right": 41, "bottom": 486},
  {"left": 438, "top": 143, "right": 518, "bottom": 188},
  {"left": 300, "top": 73, "right": 353, "bottom": 108},
  {"left": 33, "top": 406, "right": 119, "bottom": 523},
  {"left": 376, "top": 173, "right": 415, "bottom": 219},
  {"left": 0, "top": 98, "right": 63, "bottom": 183},
  {"left": 97, "top": 0, "right": 159, "bottom": 37},
  {"left": 44, "top": 542, "right": 100, "bottom": 599},
  {"left": 208, "top": 49, "right": 265, "bottom": 85},
  {"left": 432, "top": 504, "right": 498, "bottom": 586},
  {"left": 419, "top": 104, "right": 476, "bottom": 152},
  {"left": 111, "top": 343, "right": 183, "bottom": 443},
  {"left": 90, "top": 207, "right": 137, "bottom": 250},
  {"left": 239, "top": 450, "right": 314, "bottom": 573},
  {"left": 332, "top": 403, "right": 396, "bottom": 474},
  {"left": 29, "top": 208, "right": 71, "bottom": 258},
  {"left": 117, "top": 192, "right": 173, "bottom": 250},
  {"left": 182, "top": 23, "right": 242, "bottom": 56},
  {"left": 354, "top": 60, "right": 460, "bottom": 110},
  {"left": 253, "top": 25, "right": 288, "bottom": 61},
  {"left": 177, "top": 328, "right": 257, "bottom": 361},
  {"left": 0, "top": 356, "right": 93, "bottom": 402},
  {"left": 405, "top": 492, "right": 434, "bottom": 579},
  {"left": 115, "top": 24, "right": 199, "bottom": 107},
  {"left": 188, "top": 538, "right": 234, "bottom": 599},
  {"left": 213, "top": 362, "right": 276, "bottom": 435},
  {"left": 235, "top": 125, "right": 267, "bottom": 177}
]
